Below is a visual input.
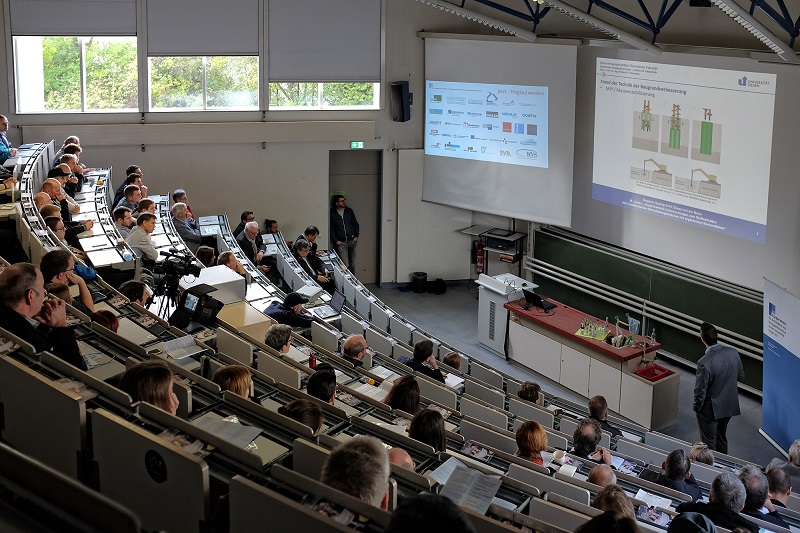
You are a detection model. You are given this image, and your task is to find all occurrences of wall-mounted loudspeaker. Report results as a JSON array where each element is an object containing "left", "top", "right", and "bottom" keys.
[{"left": 390, "top": 81, "right": 412, "bottom": 122}]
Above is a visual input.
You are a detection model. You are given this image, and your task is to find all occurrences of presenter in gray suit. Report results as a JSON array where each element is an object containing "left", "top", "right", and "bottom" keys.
[{"left": 694, "top": 322, "right": 744, "bottom": 454}]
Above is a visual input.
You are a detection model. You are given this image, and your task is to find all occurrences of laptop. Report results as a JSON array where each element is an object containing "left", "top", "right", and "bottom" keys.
[
  {"left": 312, "top": 289, "right": 346, "bottom": 319},
  {"left": 522, "top": 289, "right": 556, "bottom": 312}
]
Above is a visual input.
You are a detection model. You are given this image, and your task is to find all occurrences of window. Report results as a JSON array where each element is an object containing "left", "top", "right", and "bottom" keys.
[
  {"left": 269, "top": 82, "right": 380, "bottom": 110},
  {"left": 14, "top": 36, "right": 138, "bottom": 113},
  {"left": 149, "top": 56, "right": 258, "bottom": 111}
]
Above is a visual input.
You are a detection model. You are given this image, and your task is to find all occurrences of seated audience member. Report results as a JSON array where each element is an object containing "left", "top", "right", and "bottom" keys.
[
  {"left": 739, "top": 465, "right": 789, "bottom": 529},
  {"left": 61, "top": 143, "right": 89, "bottom": 172},
  {"left": 278, "top": 399, "right": 323, "bottom": 434},
  {"left": 575, "top": 511, "right": 641, "bottom": 533},
  {"left": 113, "top": 206, "right": 135, "bottom": 239},
  {"left": 321, "top": 436, "right": 391, "bottom": 510},
  {"left": 119, "top": 360, "right": 178, "bottom": 415},
  {"left": 126, "top": 213, "right": 158, "bottom": 266},
  {"left": 588, "top": 464, "right": 617, "bottom": 487},
  {"left": 172, "top": 189, "right": 193, "bottom": 220},
  {"left": 386, "top": 493, "right": 476, "bottom": 533},
  {"left": 341, "top": 334, "right": 367, "bottom": 367},
  {"left": 768, "top": 438, "right": 800, "bottom": 491},
  {"left": 666, "top": 513, "right": 718, "bottom": 533},
  {"left": 0, "top": 263, "right": 84, "bottom": 369},
  {"left": 518, "top": 380, "right": 542, "bottom": 405},
  {"left": 90, "top": 310, "right": 119, "bottom": 333},
  {"left": 405, "top": 339, "right": 445, "bottom": 383},
  {"left": 118, "top": 280, "right": 150, "bottom": 307},
  {"left": 115, "top": 184, "right": 142, "bottom": 212},
  {"left": 40, "top": 250, "right": 94, "bottom": 313},
  {"left": 306, "top": 366, "right": 336, "bottom": 405},
  {"left": 264, "top": 292, "right": 314, "bottom": 328},
  {"left": 195, "top": 245, "right": 215, "bottom": 268},
  {"left": 171, "top": 202, "right": 202, "bottom": 252},
  {"left": 112, "top": 165, "right": 143, "bottom": 208},
  {"left": 212, "top": 365, "right": 252, "bottom": 398},
  {"left": 217, "top": 251, "right": 247, "bottom": 278},
  {"left": 295, "top": 226, "right": 322, "bottom": 255},
  {"left": 52, "top": 136, "right": 80, "bottom": 166},
  {"left": 44, "top": 282, "right": 72, "bottom": 302},
  {"left": 41, "top": 178, "right": 76, "bottom": 222},
  {"left": 39, "top": 202, "right": 91, "bottom": 247},
  {"left": 47, "top": 167, "right": 80, "bottom": 212},
  {"left": 382, "top": 375, "right": 420, "bottom": 415},
  {"left": 573, "top": 418, "right": 612, "bottom": 465},
  {"left": 58, "top": 157, "right": 84, "bottom": 193},
  {"left": 236, "top": 221, "right": 265, "bottom": 266},
  {"left": 515, "top": 420, "right": 547, "bottom": 466},
  {"left": 676, "top": 472, "right": 759, "bottom": 533},
  {"left": 593, "top": 484, "right": 636, "bottom": 520},
  {"left": 0, "top": 114, "right": 17, "bottom": 164},
  {"left": 408, "top": 409, "right": 446, "bottom": 452},
  {"left": 441, "top": 351, "right": 461, "bottom": 371},
  {"left": 588, "top": 395, "right": 623, "bottom": 438},
  {"left": 233, "top": 211, "right": 255, "bottom": 238},
  {"left": 388, "top": 448, "right": 415, "bottom": 471},
  {"left": 264, "top": 323, "right": 292, "bottom": 354},
  {"left": 263, "top": 218, "right": 279, "bottom": 235},
  {"left": 293, "top": 239, "right": 334, "bottom": 293},
  {"left": 137, "top": 198, "right": 157, "bottom": 215},
  {"left": 640, "top": 449, "right": 702, "bottom": 501},
  {"left": 689, "top": 442, "right": 715, "bottom": 466},
  {"left": 43, "top": 216, "right": 88, "bottom": 261},
  {"left": 768, "top": 468, "right": 792, "bottom": 509}
]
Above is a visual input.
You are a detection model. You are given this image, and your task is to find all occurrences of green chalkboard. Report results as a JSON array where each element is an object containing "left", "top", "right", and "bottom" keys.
[{"left": 534, "top": 231, "right": 763, "bottom": 392}]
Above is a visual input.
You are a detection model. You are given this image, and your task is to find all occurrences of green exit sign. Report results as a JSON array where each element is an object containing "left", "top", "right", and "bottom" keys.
[{"left": 350, "top": 141, "right": 364, "bottom": 149}]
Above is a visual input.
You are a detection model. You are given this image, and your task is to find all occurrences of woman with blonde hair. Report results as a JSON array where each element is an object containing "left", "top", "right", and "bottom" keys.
[{"left": 212, "top": 365, "right": 252, "bottom": 398}]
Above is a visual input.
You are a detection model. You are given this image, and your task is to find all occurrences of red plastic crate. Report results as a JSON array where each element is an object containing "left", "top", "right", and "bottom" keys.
[{"left": 635, "top": 364, "right": 669, "bottom": 382}]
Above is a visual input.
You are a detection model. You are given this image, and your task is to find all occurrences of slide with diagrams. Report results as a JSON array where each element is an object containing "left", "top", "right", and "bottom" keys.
[{"left": 592, "top": 58, "right": 776, "bottom": 243}]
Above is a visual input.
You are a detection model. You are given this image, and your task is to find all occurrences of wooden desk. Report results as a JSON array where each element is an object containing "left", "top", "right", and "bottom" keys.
[{"left": 505, "top": 299, "right": 679, "bottom": 430}]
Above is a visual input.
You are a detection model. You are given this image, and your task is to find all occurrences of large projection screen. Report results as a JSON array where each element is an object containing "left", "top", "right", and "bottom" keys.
[
  {"left": 571, "top": 48, "right": 798, "bottom": 291},
  {"left": 423, "top": 38, "right": 577, "bottom": 225}
]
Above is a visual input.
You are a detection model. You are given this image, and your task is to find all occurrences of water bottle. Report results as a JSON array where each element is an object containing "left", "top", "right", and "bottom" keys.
[{"left": 122, "top": 249, "right": 134, "bottom": 262}]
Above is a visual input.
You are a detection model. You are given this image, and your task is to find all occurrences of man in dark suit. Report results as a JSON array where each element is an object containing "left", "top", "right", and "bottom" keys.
[
  {"left": 639, "top": 448, "right": 702, "bottom": 501},
  {"left": 740, "top": 465, "right": 790, "bottom": 529},
  {"left": 676, "top": 472, "right": 759, "bottom": 533},
  {"left": 0, "top": 263, "right": 84, "bottom": 370},
  {"left": 694, "top": 322, "right": 744, "bottom": 453},
  {"left": 236, "top": 221, "right": 265, "bottom": 265}
]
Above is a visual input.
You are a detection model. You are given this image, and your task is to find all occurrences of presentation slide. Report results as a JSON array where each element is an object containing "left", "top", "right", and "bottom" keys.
[
  {"left": 423, "top": 38, "right": 576, "bottom": 225},
  {"left": 425, "top": 80, "right": 548, "bottom": 168},
  {"left": 762, "top": 280, "right": 800, "bottom": 452},
  {"left": 592, "top": 58, "right": 776, "bottom": 243}
]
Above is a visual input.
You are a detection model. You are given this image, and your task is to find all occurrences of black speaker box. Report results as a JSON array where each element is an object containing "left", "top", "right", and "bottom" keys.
[{"left": 390, "top": 81, "right": 412, "bottom": 122}]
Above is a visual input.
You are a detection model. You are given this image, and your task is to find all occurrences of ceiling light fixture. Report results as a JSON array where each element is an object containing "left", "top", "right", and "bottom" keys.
[
  {"left": 710, "top": 0, "right": 797, "bottom": 62},
  {"left": 415, "top": 0, "right": 538, "bottom": 42},
  {"left": 542, "top": 0, "right": 661, "bottom": 56}
]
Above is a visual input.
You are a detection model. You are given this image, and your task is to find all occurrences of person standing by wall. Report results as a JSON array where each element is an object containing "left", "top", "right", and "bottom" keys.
[{"left": 330, "top": 194, "right": 359, "bottom": 273}]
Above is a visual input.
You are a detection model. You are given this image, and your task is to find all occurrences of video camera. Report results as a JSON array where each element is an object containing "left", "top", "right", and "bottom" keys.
[{"left": 154, "top": 249, "right": 201, "bottom": 278}]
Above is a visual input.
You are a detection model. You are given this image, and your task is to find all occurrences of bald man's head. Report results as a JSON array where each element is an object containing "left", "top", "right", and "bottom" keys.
[
  {"left": 41, "top": 178, "right": 61, "bottom": 195},
  {"left": 388, "top": 447, "right": 415, "bottom": 471},
  {"left": 33, "top": 192, "right": 51, "bottom": 210},
  {"left": 343, "top": 334, "right": 367, "bottom": 360},
  {"left": 587, "top": 464, "right": 617, "bottom": 487}
]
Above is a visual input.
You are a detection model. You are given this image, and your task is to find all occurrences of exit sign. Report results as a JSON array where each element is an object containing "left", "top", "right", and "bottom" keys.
[{"left": 350, "top": 141, "right": 364, "bottom": 149}]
